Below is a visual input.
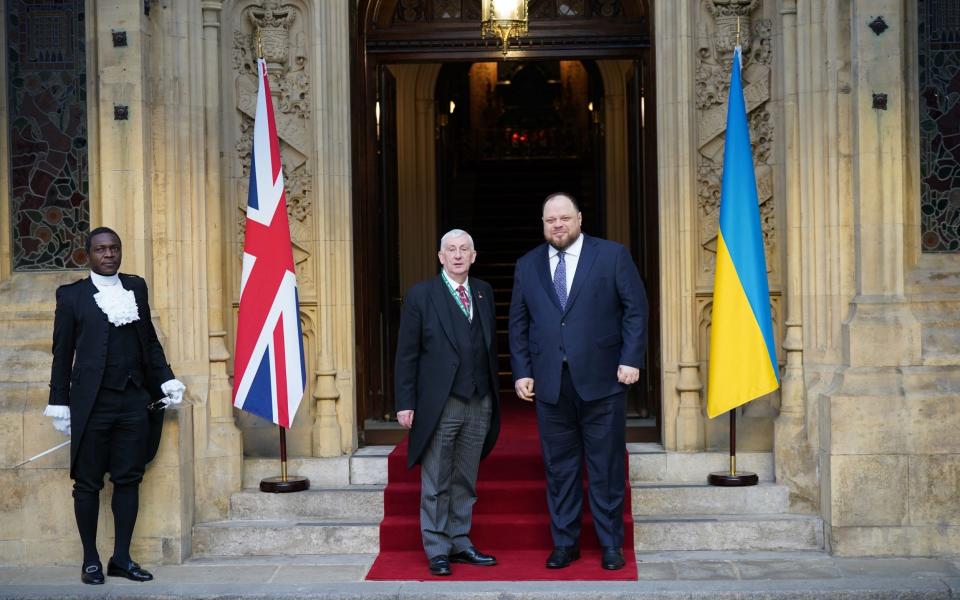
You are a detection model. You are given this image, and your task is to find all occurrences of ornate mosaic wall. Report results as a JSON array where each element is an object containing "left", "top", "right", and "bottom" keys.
[
  {"left": 6, "top": 0, "right": 89, "bottom": 270},
  {"left": 918, "top": 0, "right": 960, "bottom": 253}
]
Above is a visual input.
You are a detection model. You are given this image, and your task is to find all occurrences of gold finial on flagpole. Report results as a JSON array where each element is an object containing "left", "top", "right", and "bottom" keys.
[{"left": 255, "top": 26, "right": 264, "bottom": 60}]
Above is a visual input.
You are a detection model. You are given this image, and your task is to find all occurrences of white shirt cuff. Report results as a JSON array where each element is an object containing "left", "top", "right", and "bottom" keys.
[{"left": 44, "top": 405, "right": 71, "bottom": 419}]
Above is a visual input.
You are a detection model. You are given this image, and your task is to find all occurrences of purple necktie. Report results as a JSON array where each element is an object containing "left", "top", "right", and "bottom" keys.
[
  {"left": 554, "top": 251, "right": 567, "bottom": 310},
  {"left": 457, "top": 285, "right": 471, "bottom": 321}
]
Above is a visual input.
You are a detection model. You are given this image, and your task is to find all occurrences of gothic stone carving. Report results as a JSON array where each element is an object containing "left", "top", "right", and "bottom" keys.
[
  {"left": 233, "top": 0, "right": 313, "bottom": 255},
  {"left": 696, "top": 0, "right": 776, "bottom": 282}
]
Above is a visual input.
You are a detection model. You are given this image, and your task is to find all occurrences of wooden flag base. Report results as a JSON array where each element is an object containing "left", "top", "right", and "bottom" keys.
[
  {"left": 708, "top": 409, "right": 758, "bottom": 487},
  {"left": 259, "top": 425, "right": 310, "bottom": 493}
]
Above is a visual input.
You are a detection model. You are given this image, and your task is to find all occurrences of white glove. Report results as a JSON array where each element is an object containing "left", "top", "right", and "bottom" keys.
[
  {"left": 44, "top": 405, "right": 71, "bottom": 436},
  {"left": 159, "top": 378, "right": 186, "bottom": 409}
]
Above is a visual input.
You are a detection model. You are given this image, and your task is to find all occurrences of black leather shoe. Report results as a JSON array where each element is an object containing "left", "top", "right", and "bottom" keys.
[
  {"left": 450, "top": 546, "right": 497, "bottom": 566},
  {"left": 545, "top": 546, "right": 580, "bottom": 569},
  {"left": 107, "top": 558, "right": 154, "bottom": 582},
  {"left": 601, "top": 546, "right": 625, "bottom": 570},
  {"left": 428, "top": 555, "right": 451, "bottom": 576},
  {"left": 81, "top": 562, "right": 104, "bottom": 585}
]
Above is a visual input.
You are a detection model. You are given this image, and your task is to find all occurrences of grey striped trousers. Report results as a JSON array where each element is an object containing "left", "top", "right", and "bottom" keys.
[{"left": 419, "top": 393, "right": 492, "bottom": 558}]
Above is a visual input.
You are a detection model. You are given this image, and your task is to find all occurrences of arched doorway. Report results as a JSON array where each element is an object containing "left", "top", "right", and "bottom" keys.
[{"left": 351, "top": 0, "right": 659, "bottom": 444}]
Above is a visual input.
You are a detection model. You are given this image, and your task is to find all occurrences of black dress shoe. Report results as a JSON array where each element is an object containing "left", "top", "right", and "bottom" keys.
[
  {"left": 428, "top": 555, "right": 451, "bottom": 576},
  {"left": 107, "top": 558, "right": 154, "bottom": 582},
  {"left": 545, "top": 546, "right": 580, "bottom": 569},
  {"left": 601, "top": 546, "right": 625, "bottom": 570},
  {"left": 450, "top": 546, "right": 497, "bottom": 566},
  {"left": 81, "top": 562, "right": 104, "bottom": 585}
]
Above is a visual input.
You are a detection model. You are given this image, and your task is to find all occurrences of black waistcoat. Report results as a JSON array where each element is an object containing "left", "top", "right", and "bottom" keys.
[
  {"left": 100, "top": 321, "right": 145, "bottom": 392},
  {"left": 445, "top": 290, "right": 491, "bottom": 401}
]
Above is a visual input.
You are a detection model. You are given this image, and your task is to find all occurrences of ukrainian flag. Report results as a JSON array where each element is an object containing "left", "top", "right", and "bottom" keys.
[{"left": 706, "top": 47, "right": 779, "bottom": 419}]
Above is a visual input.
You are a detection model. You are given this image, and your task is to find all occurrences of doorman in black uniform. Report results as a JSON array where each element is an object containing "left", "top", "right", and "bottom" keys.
[{"left": 45, "top": 226, "right": 185, "bottom": 584}]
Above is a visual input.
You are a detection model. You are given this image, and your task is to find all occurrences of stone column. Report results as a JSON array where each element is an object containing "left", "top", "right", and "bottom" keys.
[
  {"left": 0, "top": 10, "right": 9, "bottom": 283},
  {"left": 656, "top": 0, "right": 704, "bottom": 450},
  {"left": 310, "top": 0, "right": 355, "bottom": 453},
  {"left": 597, "top": 60, "right": 632, "bottom": 247},
  {"left": 773, "top": 0, "right": 817, "bottom": 512},
  {"left": 196, "top": 0, "right": 243, "bottom": 521},
  {"left": 93, "top": 1, "right": 152, "bottom": 275},
  {"left": 840, "top": 0, "right": 920, "bottom": 367},
  {"left": 392, "top": 64, "right": 442, "bottom": 292}
]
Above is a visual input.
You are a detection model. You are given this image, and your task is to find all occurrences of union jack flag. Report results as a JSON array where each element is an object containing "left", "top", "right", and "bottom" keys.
[{"left": 232, "top": 58, "right": 306, "bottom": 428}]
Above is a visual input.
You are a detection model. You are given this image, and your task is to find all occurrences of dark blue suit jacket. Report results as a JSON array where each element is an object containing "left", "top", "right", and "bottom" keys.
[{"left": 508, "top": 235, "right": 649, "bottom": 403}]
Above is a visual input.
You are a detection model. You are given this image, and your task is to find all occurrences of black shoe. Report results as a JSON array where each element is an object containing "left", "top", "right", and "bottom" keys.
[
  {"left": 107, "top": 558, "right": 154, "bottom": 582},
  {"left": 450, "top": 546, "right": 497, "bottom": 566},
  {"left": 81, "top": 562, "right": 104, "bottom": 585},
  {"left": 428, "top": 555, "right": 451, "bottom": 576},
  {"left": 545, "top": 546, "right": 580, "bottom": 569},
  {"left": 601, "top": 546, "right": 625, "bottom": 570}
]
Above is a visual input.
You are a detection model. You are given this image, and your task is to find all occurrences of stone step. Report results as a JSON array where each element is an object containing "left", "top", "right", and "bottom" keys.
[
  {"left": 633, "top": 514, "right": 823, "bottom": 552},
  {"left": 627, "top": 446, "right": 775, "bottom": 483},
  {"left": 230, "top": 486, "right": 384, "bottom": 520},
  {"left": 192, "top": 513, "right": 822, "bottom": 558},
  {"left": 192, "top": 519, "right": 380, "bottom": 557},
  {"left": 245, "top": 448, "right": 776, "bottom": 488},
  {"left": 243, "top": 457, "right": 351, "bottom": 488},
  {"left": 632, "top": 483, "right": 790, "bottom": 516},
  {"left": 243, "top": 447, "right": 395, "bottom": 488}
]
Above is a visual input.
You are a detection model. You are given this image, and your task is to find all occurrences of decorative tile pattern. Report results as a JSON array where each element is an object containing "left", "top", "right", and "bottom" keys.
[
  {"left": 918, "top": 0, "right": 960, "bottom": 253},
  {"left": 6, "top": 0, "right": 89, "bottom": 270}
]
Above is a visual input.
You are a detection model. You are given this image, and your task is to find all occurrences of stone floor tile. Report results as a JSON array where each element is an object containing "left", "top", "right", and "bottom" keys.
[
  {"left": 673, "top": 560, "right": 738, "bottom": 580},
  {"left": 732, "top": 559, "right": 842, "bottom": 580}
]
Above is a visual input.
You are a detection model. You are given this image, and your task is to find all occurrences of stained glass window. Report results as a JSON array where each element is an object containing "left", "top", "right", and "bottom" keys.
[
  {"left": 918, "top": 0, "right": 960, "bottom": 253},
  {"left": 6, "top": 0, "right": 89, "bottom": 270}
]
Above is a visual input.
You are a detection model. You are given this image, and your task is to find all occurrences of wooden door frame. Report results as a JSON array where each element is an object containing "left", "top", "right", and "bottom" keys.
[{"left": 350, "top": 0, "right": 657, "bottom": 442}]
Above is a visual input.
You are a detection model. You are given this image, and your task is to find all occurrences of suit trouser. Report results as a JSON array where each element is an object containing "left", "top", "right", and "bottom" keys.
[
  {"left": 419, "top": 393, "right": 492, "bottom": 558},
  {"left": 535, "top": 365, "right": 626, "bottom": 548}
]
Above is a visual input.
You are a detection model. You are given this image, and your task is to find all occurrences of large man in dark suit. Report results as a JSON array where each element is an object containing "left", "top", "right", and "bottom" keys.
[
  {"left": 509, "top": 193, "right": 648, "bottom": 571},
  {"left": 45, "top": 227, "right": 185, "bottom": 585},
  {"left": 395, "top": 229, "right": 501, "bottom": 576}
]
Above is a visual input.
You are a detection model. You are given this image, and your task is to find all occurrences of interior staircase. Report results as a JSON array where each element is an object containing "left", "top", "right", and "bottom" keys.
[{"left": 446, "top": 158, "right": 593, "bottom": 396}]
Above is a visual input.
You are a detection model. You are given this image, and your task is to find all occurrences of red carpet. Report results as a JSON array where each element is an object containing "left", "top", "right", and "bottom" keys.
[{"left": 366, "top": 398, "right": 637, "bottom": 581}]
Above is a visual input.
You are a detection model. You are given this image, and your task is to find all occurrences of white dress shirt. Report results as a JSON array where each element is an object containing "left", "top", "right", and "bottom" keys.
[{"left": 548, "top": 233, "right": 584, "bottom": 297}]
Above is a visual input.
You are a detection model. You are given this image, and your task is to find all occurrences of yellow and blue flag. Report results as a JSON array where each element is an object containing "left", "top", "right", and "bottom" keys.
[{"left": 706, "top": 47, "right": 779, "bottom": 418}]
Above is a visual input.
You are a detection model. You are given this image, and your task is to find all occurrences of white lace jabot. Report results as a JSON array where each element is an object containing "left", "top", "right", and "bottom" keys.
[{"left": 90, "top": 271, "right": 139, "bottom": 326}]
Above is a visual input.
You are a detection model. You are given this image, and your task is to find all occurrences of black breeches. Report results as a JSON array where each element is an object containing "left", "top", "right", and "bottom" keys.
[{"left": 72, "top": 385, "right": 150, "bottom": 565}]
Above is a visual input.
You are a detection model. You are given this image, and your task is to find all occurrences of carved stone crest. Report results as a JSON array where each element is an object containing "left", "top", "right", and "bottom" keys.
[
  {"left": 233, "top": 1, "right": 313, "bottom": 247},
  {"left": 697, "top": 0, "right": 775, "bottom": 280}
]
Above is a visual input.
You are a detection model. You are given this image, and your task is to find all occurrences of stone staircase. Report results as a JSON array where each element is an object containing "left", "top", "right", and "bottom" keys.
[{"left": 192, "top": 446, "right": 823, "bottom": 558}]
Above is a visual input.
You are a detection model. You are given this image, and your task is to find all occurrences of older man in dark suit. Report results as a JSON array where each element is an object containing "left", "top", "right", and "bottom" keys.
[
  {"left": 44, "top": 226, "right": 184, "bottom": 585},
  {"left": 394, "top": 228, "right": 501, "bottom": 576},
  {"left": 509, "top": 193, "right": 648, "bottom": 571}
]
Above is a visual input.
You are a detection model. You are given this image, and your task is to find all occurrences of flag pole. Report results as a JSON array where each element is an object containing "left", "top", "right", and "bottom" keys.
[
  {"left": 249, "top": 26, "right": 308, "bottom": 494},
  {"left": 260, "top": 426, "right": 308, "bottom": 492},
  {"left": 708, "top": 409, "right": 757, "bottom": 486}
]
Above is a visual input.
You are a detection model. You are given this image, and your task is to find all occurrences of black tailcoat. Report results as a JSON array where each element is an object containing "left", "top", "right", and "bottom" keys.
[
  {"left": 394, "top": 275, "right": 501, "bottom": 468},
  {"left": 48, "top": 274, "right": 175, "bottom": 477}
]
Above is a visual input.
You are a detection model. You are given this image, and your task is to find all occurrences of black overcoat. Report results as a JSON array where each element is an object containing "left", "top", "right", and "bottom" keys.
[
  {"left": 394, "top": 275, "right": 501, "bottom": 468},
  {"left": 48, "top": 274, "right": 175, "bottom": 477}
]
